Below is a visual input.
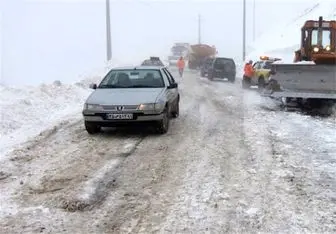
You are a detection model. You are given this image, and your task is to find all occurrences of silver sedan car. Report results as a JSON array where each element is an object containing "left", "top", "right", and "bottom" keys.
[{"left": 82, "top": 66, "right": 180, "bottom": 134}]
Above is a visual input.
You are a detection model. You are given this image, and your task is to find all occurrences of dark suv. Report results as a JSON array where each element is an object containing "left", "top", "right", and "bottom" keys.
[{"left": 201, "top": 57, "right": 236, "bottom": 82}]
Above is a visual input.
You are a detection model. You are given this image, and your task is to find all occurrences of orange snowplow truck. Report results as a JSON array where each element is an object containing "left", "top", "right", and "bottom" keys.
[
  {"left": 263, "top": 16, "right": 336, "bottom": 105},
  {"left": 294, "top": 16, "right": 336, "bottom": 65}
]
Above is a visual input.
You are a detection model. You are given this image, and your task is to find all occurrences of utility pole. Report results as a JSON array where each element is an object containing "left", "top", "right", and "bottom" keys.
[
  {"left": 106, "top": 0, "right": 112, "bottom": 61},
  {"left": 242, "top": 0, "right": 246, "bottom": 61},
  {"left": 253, "top": 0, "right": 256, "bottom": 41},
  {"left": 198, "top": 14, "right": 201, "bottom": 44}
]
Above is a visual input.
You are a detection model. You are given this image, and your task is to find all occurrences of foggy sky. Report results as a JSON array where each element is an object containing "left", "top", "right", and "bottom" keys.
[{"left": 0, "top": 0, "right": 322, "bottom": 85}]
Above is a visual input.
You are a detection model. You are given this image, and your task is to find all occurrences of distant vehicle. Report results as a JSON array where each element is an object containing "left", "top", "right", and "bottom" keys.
[
  {"left": 200, "top": 57, "right": 236, "bottom": 82},
  {"left": 188, "top": 44, "right": 217, "bottom": 70},
  {"left": 247, "top": 56, "right": 281, "bottom": 89},
  {"left": 168, "top": 43, "right": 190, "bottom": 66},
  {"left": 141, "top": 57, "right": 165, "bottom": 66},
  {"left": 82, "top": 66, "right": 180, "bottom": 134}
]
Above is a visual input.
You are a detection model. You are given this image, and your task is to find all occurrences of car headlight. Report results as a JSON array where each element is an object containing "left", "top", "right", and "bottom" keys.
[
  {"left": 84, "top": 103, "right": 103, "bottom": 110},
  {"left": 313, "top": 47, "right": 319, "bottom": 52},
  {"left": 325, "top": 45, "right": 331, "bottom": 51},
  {"left": 138, "top": 103, "right": 155, "bottom": 110}
]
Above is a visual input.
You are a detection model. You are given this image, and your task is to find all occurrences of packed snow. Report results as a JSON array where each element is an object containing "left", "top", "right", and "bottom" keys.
[{"left": 0, "top": 70, "right": 335, "bottom": 233}]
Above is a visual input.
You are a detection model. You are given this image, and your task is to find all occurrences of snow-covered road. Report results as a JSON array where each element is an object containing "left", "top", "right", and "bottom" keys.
[{"left": 0, "top": 70, "right": 335, "bottom": 233}]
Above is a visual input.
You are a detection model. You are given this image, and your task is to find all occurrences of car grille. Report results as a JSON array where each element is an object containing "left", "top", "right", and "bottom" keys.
[{"left": 102, "top": 105, "right": 139, "bottom": 110}]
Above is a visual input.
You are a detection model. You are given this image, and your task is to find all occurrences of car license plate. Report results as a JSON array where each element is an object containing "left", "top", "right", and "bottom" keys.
[{"left": 106, "top": 113, "right": 133, "bottom": 120}]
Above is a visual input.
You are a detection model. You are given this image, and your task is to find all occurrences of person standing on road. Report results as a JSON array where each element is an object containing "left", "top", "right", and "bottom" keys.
[
  {"left": 242, "top": 60, "right": 254, "bottom": 89},
  {"left": 177, "top": 56, "right": 185, "bottom": 78}
]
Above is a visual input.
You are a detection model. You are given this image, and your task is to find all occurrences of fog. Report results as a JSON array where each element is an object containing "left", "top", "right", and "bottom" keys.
[{"left": 1, "top": 0, "right": 317, "bottom": 86}]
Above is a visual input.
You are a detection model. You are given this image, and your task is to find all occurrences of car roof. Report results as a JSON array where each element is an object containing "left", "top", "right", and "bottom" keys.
[
  {"left": 111, "top": 65, "right": 165, "bottom": 70},
  {"left": 215, "top": 57, "right": 234, "bottom": 60}
]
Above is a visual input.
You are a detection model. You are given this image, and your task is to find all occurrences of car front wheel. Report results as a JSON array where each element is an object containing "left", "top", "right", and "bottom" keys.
[
  {"left": 171, "top": 100, "right": 179, "bottom": 118},
  {"left": 85, "top": 121, "right": 101, "bottom": 134},
  {"left": 258, "top": 76, "right": 265, "bottom": 90},
  {"left": 157, "top": 108, "right": 169, "bottom": 134}
]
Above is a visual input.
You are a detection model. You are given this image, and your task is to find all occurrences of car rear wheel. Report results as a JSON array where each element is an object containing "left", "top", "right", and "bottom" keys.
[
  {"left": 85, "top": 121, "right": 101, "bottom": 134},
  {"left": 228, "top": 75, "right": 235, "bottom": 83},
  {"left": 157, "top": 108, "right": 169, "bottom": 134},
  {"left": 208, "top": 72, "right": 214, "bottom": 81}
]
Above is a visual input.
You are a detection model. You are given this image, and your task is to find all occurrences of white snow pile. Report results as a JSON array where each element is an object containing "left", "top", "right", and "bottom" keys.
[
  {"left": 247, "top": 1, "right": 336, "bottom": 62},
  {"left": 0, "top": 81, "right": 92, "bottom": 155},
  {"left": 0, "top": 59, "right": 127, "bottom": 157}
]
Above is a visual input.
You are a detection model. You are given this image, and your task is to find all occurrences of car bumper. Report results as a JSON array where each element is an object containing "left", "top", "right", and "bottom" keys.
[
  {"left": 82, "top": 111, "right": 164, "bottom": 127},
  {"left": 212, "top": 72, "right": 235, "bottom": 78}
]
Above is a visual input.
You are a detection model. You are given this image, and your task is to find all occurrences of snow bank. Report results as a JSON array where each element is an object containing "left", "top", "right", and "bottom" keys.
[
  {"left": 0, "top": 81, "right": 91, "bottom": 156},
  {"left": 247, "top": 1, "right": 336, "bottom": 62},
  {"left": 0, "top": 59, "right": 126, "bottom": 157}
]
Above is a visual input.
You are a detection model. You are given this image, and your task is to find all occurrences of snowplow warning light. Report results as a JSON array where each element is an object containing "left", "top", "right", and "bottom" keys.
[{"left": 260, "top": 56, "right": 281, "bottom": 61}]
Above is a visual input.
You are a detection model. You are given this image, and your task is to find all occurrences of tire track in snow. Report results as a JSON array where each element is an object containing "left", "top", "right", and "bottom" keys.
[
  {"left": 0, "top": 118, "right": 146, "bottom": 225},
  {"left": 60, "top": 136, "right": 145, "bottom": 212}
]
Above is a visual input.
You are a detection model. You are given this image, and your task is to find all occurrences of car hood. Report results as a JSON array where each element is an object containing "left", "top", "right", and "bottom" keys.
[{"left": 86, "top": 88, "right": 165, "bottom": 105}]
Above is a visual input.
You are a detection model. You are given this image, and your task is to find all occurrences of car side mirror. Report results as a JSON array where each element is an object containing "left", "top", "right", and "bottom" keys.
[
  {"left": 89, "top": 83, "right": 97, "bottom": 89},
  {"left": 168, "top": 83, "right": 178, "bottom": 89}
]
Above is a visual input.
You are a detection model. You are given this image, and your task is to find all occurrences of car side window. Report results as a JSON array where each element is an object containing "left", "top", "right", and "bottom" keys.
[
  {"left": 253, "top": 62, "right": 260, "bottom": 69},
  {"left": 161, "top": 69, "right": 173, "bottom": 85},
  {"left": 263, "top": 62, "right": 272, "bottom": 69},
  {"left": 165, "top": 69, "right": 176, "bottom": 83},
  {"left": 162, "top": 68, "right": 175, "bottom": 84}
]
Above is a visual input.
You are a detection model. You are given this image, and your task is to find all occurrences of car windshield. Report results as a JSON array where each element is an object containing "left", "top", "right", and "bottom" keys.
[
  {"left": 214, "top": 58, "right": 234, "bottom": 66},
  {"left": 98, "top": 69, "right": 165, "bottom": 88},
  {"left": 263, "top": 61, "right": 273, "bottom": 69},
  {"left": 311, "top": 29, "right": 331, "bottom": 47}
]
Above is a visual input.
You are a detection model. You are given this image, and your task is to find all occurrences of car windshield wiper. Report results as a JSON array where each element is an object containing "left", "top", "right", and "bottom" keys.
[
  {"left": 129, "top": 85, "right": 159, "bottom": 88},
  {"left": 98, "top": 85, "right": 128, "bottom": 88}
]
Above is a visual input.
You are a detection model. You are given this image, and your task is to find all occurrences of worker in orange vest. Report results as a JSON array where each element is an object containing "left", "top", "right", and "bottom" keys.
[
  {"left": 176, "top": 56, "right": 185, "bottom": 78},
  {"left": 242, "top": 60, "right": 254, "bottom": 88}
]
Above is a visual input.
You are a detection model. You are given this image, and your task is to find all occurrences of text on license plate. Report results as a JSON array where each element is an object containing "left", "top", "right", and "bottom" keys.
[{"left": 106, "top": 113, "right": 133, "bottom": 120}]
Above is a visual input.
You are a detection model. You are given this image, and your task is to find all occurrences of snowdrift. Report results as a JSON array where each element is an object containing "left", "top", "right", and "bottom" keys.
[
  {"left": 0, "top": 60, "right": 127, "bottom": 157},
  {"left": 0, "top": 80, "right": 95, "bottom": 156},
  {"left": 247, "top": 1, "right": 336, "bottom": 62}
]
